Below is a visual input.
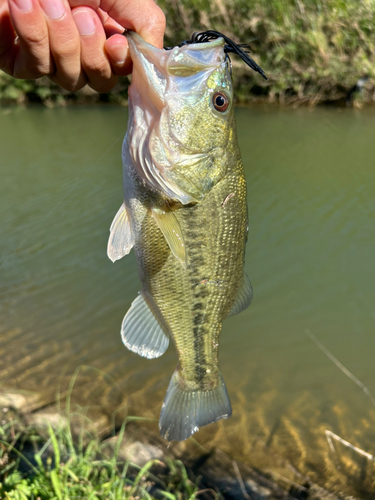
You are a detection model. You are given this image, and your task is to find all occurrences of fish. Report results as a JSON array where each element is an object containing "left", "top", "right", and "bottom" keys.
[{"left": 107, "top": 30, "right": 264, "bottom": 441}]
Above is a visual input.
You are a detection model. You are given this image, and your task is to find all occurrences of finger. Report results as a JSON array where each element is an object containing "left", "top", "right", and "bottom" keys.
[
  {"left": 97, "top": 8, "right": 124, "bottom": 38},
  {"left": 72, "top": 6, "right": 117, "bottom": 92},
  {"left": 67, "top": 0, "right": 165, "bottom": 48},
  {"left": 7, "top": 0, "right": 53, "bottom": 78},
  {"left": 101, "top": 0, "right": 166, "bottom": 49},
  {"left": 38, "top": 0, "right": 86, "bottom": 90},
  {"left": 97, "top": 9, "right": 131, "bottom": 76},
  {"left": 0, "top": 0, "right": 18, "bottom": 75},
  {"left": 105, "top": 33, "right": 132, "bottom": 76}
]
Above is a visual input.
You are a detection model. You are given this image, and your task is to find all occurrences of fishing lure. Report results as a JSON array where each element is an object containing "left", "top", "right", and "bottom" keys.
[{"left": 165, "top": 30, "right": 267, "bottom": 80}]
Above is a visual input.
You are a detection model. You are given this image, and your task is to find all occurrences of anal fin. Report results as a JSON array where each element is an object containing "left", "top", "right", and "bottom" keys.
[
  {"left": 227, "top": 273, "right": 253, "bottom": 318},
  {"left": 151, "top": 208, "right": 186, "bottom": 268},
  {"left": 107, "top": 202, "right": 134, "bottom": 263},
  {"left": 121, "top": 291, "right": 169, "bottom": 359}
]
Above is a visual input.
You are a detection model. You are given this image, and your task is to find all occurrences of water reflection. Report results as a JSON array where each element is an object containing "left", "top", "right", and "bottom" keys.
[{"left": 1, "top": 105, "right": 375, "bottom": 495}]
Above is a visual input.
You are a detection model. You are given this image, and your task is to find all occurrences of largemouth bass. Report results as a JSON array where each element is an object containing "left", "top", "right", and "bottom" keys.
[{"left": 108, "top": 31, "right": 264, "bottom": 441}]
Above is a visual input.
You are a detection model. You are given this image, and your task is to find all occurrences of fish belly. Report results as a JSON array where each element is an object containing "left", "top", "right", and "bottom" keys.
[{"left": 127, "top": 160, "right": 247, "bottom": 440}]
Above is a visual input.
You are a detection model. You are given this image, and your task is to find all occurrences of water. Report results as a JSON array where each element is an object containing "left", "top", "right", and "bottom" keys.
[{"left": 1, "top": 105, "right": 375, "bottom": 495}]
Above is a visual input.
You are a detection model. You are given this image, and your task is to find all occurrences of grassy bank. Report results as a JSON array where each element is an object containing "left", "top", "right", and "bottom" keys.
[
  {"left": 0, "top": 405, "right": 347, "bottom": 500},
  {"left": 0, "top": 71, "right": 130, "bottom": 106},
  {"left": 1, "top": 0, "right": 374, "bottom": 106},
  {"left": 158, "top": 0, "right": 375, "bottom": 105},
  {"left": 0, "top": 417, "right": 213, "bottom": 500}
]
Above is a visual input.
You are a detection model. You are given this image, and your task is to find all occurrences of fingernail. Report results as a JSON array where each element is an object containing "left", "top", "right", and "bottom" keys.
[
  {"left": 110, "top": 44, "right": 127, "bottom": 65},
  {"left": 39, "top": 0, "right": 65, "bottom": 19},
  {"left": 73, "top": 10, "right": 95, "bottom": 36},
  {"left": 13, "top": 0, "right": 33, "bottom": 13}
]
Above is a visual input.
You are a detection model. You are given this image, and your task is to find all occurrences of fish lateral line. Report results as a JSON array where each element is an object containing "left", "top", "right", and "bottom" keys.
[
  {"left": 117, "top": 29, "right": 252, "bottom": 441},
  {"left": 191, "top": 277, "right": 225, "bottom": 287}
]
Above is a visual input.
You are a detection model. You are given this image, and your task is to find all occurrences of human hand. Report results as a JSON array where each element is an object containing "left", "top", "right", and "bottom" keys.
[{"left": 0, "top": 0, "right": 165, "bottom": 92}]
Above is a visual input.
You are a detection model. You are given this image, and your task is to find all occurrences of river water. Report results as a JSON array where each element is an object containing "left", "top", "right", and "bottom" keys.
[{"left": 1, "top": 105, "right": 374, "bottom": 496}]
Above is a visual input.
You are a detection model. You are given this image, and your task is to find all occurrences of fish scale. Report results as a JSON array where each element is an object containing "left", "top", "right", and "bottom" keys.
[
  {"left": 128, "top": 144, "right": 247, "bottom": 389},
  {"left": 107, "top": 31, "right": 254, "bottom": 441}
]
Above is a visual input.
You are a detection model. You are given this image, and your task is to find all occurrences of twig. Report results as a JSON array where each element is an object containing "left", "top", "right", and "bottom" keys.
[
  {"left": 268, "top": 470, "right": 308, "bottom": 492},
  {"left": 305, "top": 329, "right": 375, "bottom": 407},
  {"left": 325, "top": 430, "right": 375, "bottom": 461},
  {"left": 195, "top": 488, "right": 218, "bottom": 499},
  {"left": 232, "top": 460, "right": 251, "bottom": 500}
]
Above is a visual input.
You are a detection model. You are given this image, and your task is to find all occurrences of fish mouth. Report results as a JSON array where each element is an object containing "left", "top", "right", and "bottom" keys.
[
  {"left": 125, "top": 31, "right": 227, "bottom": 205},
  {"left": 126, "top": 31, "right": 167, "bottom": 110},
  {"left": 126, "top": 31, "right": 225, "bottom": 108}
]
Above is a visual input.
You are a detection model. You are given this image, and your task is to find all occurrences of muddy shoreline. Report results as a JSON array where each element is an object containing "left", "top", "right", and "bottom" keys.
[{"left": 0, "top": 388, "right": 353, "bottom": 500}]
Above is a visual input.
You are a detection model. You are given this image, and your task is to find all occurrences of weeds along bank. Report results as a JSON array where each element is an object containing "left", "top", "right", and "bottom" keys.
[
  {"left": 0, "top": 403, "right": 353, "bottom": 500},
  {"left": 1, "top": 0, "right": 374, "bottom": 106},
  {"left": 159, "top": 0, "right": 375, "bottom": 105}
]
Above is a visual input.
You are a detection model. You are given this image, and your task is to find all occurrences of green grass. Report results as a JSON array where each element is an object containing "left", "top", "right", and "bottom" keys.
[
  {"left": 1, "top": 0, "right": 374, "bottom": 105},
  {"left": 0, "top": 415, "right": 217, "bottom": 500},
  {"left": 0, "top": 71, "right": 130, "bottom": 106},
  {"left": 158, "top": 0, "right": 375, "bottom": 105}
]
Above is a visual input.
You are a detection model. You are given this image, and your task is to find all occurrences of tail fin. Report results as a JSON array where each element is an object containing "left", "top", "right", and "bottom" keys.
[{"left": 159, "top": 370, "right": 232, "bottom": 441}]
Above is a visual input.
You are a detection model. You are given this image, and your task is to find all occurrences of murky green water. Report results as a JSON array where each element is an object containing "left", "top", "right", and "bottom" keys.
[{"left": 1, "top": 105, "right": 375, "bottom": 495}]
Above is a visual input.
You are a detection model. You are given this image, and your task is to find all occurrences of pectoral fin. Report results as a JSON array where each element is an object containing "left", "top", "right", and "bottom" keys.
[
  {"left": 121, "top": 291, "right": 170, "bottom": 359},
  {"left": 107, "top": 202, "right": 134, "bottom": 262},
  {"left": 151, "top": 208, "right": 187, "bottom": 268},
  {"left": 227, "top": 273, "right": 253, "bottom": 318}
]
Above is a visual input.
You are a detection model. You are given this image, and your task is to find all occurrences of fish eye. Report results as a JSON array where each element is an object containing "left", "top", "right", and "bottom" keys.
[{"left": 212, "top": 91, "right": 229, "bottom": 112}]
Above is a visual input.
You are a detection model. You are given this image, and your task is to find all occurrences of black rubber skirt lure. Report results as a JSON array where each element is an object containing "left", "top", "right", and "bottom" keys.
[{"left": 165, "top": 29, "right": 267, "bottom": 80}]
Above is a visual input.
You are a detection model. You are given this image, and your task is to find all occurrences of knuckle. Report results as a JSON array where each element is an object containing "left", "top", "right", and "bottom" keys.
[
  {"left": 32, "top": 59, "right": 53, "bottom": 75},
  {"left": 21, "top": 26, "right": 48, "bottom": 46},
  {"left": 86, "top": 58, "right": 110, "bottom": 78},
  {"left": 141, "top": 5, "right": 166, "bottom": 47},
  {"left": 53, "top": 37, "right": 80, "bottom": 60},
  {"left": 14, "top": 56, "right": 53, "bottom": 78},
  {"left": 147, "top": 6, "right": 166, "bottom": 32},
  {"left": 49, "top": 73, "right": 85, "bottom": 91},
  {"left": 63, "top": 80, "right": 85, "bottom": 91},
  {"left": 154, "top": 5, "right": 166, "bottom": 29},
  {"left": 0, "top": 48, "right": 14, "bottom": 74},
  {"left": 21, "top": 68, "right": 44, "bottom": 78},
  {"left": 13, "top": 68, "right": 42, "bottom": 78},
  {"left": 61, "top": 46, "right": 80, "bottom": 61},
  {"left": 89, "top": 75, "right": 117, "bottom": 93},
  {"left": 68, "top": 0, "right": 99, "bottom": 9}
]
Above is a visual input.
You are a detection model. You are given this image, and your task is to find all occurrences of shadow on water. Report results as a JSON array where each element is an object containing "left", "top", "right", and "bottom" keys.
[{"left": 1, "top": 104, "right": 375, "bottom": 496}]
